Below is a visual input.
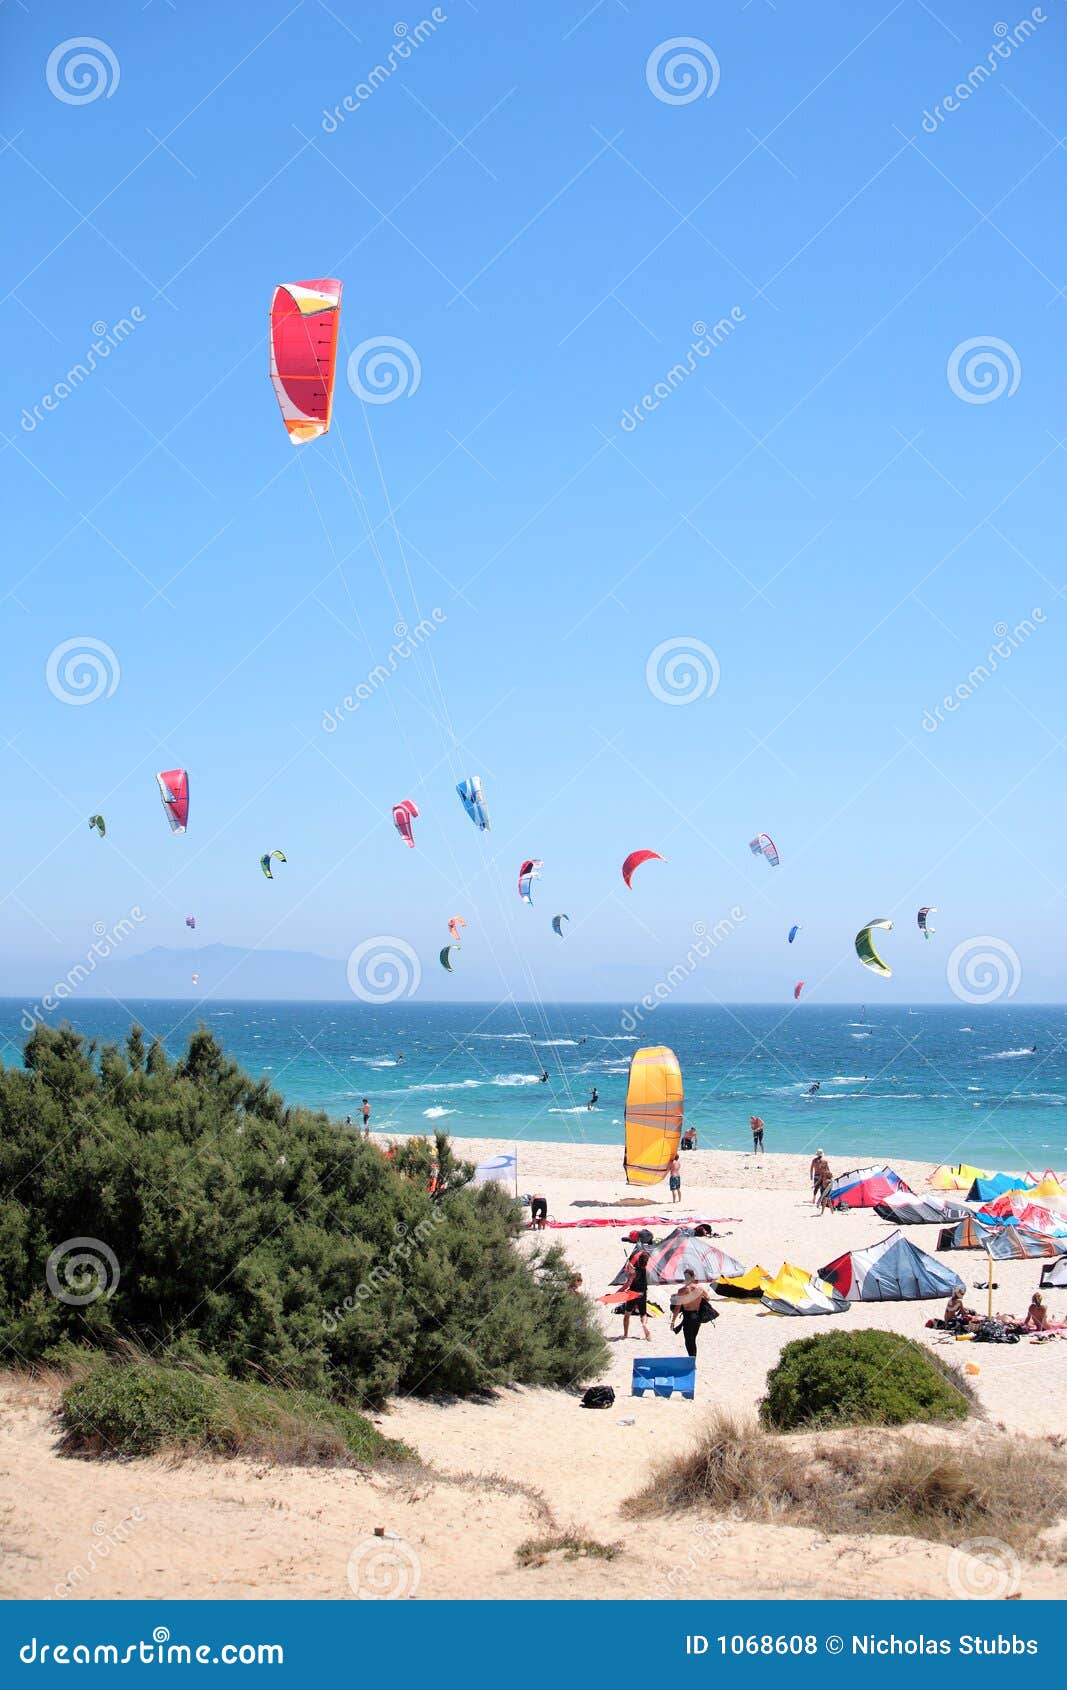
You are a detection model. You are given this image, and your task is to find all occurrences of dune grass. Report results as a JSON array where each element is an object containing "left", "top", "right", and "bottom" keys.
[
  {"left": 59, "top": 1359, "right": 412, "bottom": 1466},
  {"left": 627, "top": 1409, "right": 1067, "bottom": 1554},
  {"left": 515, "top": 1530, "right": 622, "bottom": 1568}
]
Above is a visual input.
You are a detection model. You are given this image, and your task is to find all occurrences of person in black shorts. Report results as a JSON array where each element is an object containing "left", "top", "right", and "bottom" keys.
[
  {"left": 616, "top": 1249, "right": 651, "bottom": 1341},
  {"left": 750, "top": 1114, "right": 765, "bottom": 1153},
  {"left": 530, "top": 1194, "right": 548, "bottom": 1229}
]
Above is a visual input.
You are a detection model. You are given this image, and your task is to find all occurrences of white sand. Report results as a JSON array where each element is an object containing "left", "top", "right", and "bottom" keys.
[{"left": 2, "top": 1141, "right": 1064, "bottom": 1602}]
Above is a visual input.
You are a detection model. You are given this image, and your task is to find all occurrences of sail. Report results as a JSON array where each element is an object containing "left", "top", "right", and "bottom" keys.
[
  {"left": 624, "top": 1046, "right": 683, "bottom": 1186},
  {"left": 269, "top": 279, "right": 342, "bottom": 445}
]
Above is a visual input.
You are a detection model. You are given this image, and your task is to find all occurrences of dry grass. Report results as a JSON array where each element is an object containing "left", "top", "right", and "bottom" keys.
[
  {"left": 515, "top": 1530, "right": 622, "bottom": 1569},
  {"left": 627, "top": 1409, "right": 1067, "bottom": 1555}
]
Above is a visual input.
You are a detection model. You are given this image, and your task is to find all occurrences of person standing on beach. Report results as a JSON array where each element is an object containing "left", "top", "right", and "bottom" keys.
[
  {"left": 668, "top": 1151, "right": 682, "bottom": 1205},
  {"left": 809, "top": 1148, "right": 825, "bottom": 1193},
  {"left": 618, "top": 1249, "right": 652, "bottom": 1341},
  {"left": 811, "top": 1153, "right": 833, "bottom": 1214},
  {"left": 750, "top": 1114, "right": 765, "bottom": 1154},
  {"left": 361, "top": 1098, "right": 371, "bottom": 1129},
  {"left": 671, "top": 1269, "right": 715, "bottom": 1357}
]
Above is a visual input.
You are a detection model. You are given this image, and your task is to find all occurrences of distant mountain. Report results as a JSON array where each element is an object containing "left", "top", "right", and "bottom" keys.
[{"left": 4, "top": 944, "right": 350, "bottom": 1004}]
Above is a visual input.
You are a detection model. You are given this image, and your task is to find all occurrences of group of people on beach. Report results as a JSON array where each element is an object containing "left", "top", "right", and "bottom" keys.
[
  {"left": 945, "top": 1286, "right": 1056, "bottom": 1333},
  {"left": 614, "top": 1257, "right": 715, "bottom": 1357}
]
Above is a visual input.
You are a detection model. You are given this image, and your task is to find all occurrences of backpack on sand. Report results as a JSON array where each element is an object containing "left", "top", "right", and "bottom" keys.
[{"left": 580, "top": 1385, "right": 616, "bottom": 1409}]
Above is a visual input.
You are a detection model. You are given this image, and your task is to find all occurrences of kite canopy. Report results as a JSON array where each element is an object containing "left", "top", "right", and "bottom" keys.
[
  {"left": 820, "top": 1231, "right": 964, "bottom": 1301},
  {"left": 761, "top": 1263, "right": 848, "bottom": 1316},
  {"left": 624, "top": 1046, "right": 683, "bottom": 1187},
  {"left": 448, "top": 917, "right": 466, "bottom": 944},
  {"left": 156, "top": 769, "right": 189, "bottom": 834},
  {"left": 392, "top": 799, "right": 419, "bottom": 848},
  {"left": 456, "top": 776, "right": 490, "bottom": 831},
  {"left": 929, "top": 1162, "right": 988, "bottom": 1191},
  {"left": 260, "top": 850, "right": 287, "bottom": 879},
  {"left": 855, "top": 918, "right": 893, "bottom": 977},
  {"left": 1025, "top": 1173, "right": 1067, "bottom": 1202},
  {"left": 612, "top": 1229, "right": 743, "bottom": 1286},
  {"left": 517, "top": 859, "right": 542, "bottom": 904},
  {"left": 749, "top": 833, "right": 780, "bottom": 867},
  {"left": 938, "top": 1215, "right": 1064, "bottom": 1258},
  {"left": 965, "top": 1171, "right": 1019, "bottom": 1204},
  {"left": 88, "top": 814, "right": 105, "bottom": 837},
  {"left": 552, "top": 914, "right": 569, "bottom": 937},
  {"left": 917, "top": 905, "right": 936, "bottom": 938},
  {"left": 977, "top": 1196, "right": 1067, "bottom": 1235},
  {"left": 715, "top": 1264, "right": 771, "bottom": 1300},
  {"left": 622, "top": 849, "right": 664, "bottom": 888},
  {"left": 788, "top": 924, "right": 800, "bottom": 943},
  {"left": 1039, "top": 1257, "right": 1067, "bottom": 1287},
  {"left": 827, "top": 1164, "right": 912, "bottom": 1210},
  {"left": 269, "top": 278, "right": 342, "bottom": 445},
  {"left": 794, "top": 981, "right": 804, "bottom": 1001},
  {"left": 439, "top": 945, "right": 457, "bottom": 973},
  {"left": 873, "top": 1192, "right": 969, "bottom": 1224},
  {"left": 185, "top": 915, "right": 196, "bottom": 930}
]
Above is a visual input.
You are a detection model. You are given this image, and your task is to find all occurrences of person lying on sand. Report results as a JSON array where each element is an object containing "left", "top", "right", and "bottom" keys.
[{"left": 1025, "top": 1292, "right": 1050, "bottom": 1331}]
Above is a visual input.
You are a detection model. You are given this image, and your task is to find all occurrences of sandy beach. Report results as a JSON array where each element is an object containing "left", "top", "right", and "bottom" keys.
[{"left": 2, "top": 1139, "right": 1064, "bottom": 1603}]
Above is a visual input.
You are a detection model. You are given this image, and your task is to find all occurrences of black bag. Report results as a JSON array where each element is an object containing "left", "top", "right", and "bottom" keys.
[
  {"left": 580, "top": 1385, "right": 616, "bottom": 1409},
  {"left": 699, "top": 1302, "right": 719, "bottom": 1324}
]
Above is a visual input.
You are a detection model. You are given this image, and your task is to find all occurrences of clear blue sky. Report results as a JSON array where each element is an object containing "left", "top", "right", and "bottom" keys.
[{"left": 3, "top": 0, "right": 1064, "bottom": 1003}]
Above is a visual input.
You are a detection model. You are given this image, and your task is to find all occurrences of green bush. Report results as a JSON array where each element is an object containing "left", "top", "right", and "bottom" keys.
[
  {"left": 759, "top": 1329, "right": 972, "bottom": 1431},
  {"left": 0, "top": 1023, "right": 607, "bottom": 1406},
  {"left": 60, "top": 1360, "right": 410, "bottom": 1463}
]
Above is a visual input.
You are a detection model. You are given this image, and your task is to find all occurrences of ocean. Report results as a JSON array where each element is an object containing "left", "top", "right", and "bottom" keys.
[{"left": 2, "top": 998, "right": 1065, "bottom": 1173}]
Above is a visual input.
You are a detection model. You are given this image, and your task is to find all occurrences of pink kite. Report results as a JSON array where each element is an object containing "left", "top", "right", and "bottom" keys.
[
  {"left": 392, "top": 799, "right": 419, "bottom": 848},
  {"left": 622, "top": 849, "right": 664, "bottom": 889},
  {"left": 157, "top": 768, "right": 189, "bottom": 834}
]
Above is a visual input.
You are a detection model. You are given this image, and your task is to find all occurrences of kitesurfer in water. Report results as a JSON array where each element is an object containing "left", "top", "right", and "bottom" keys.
[
  {"left": 587, "top": 1087, "right": 598, "bottom": 1109},
  {"left": 807, "top": 1081, "right": 820, "bottom": 1096},
  {"left": 539, "top": 1069, "right": 549, "bottom": 1083}
]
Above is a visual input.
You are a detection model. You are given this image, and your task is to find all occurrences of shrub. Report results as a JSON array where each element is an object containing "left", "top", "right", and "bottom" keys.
[
  {"left": 60, "top": 1360, "right": 411, "bottom": 1464},
  {"left": 0, "top": 1023, "right": 607, "bottom": 1406},
  {"left": 760, "top": 1328, "right": 972, "bottom": 1431}
]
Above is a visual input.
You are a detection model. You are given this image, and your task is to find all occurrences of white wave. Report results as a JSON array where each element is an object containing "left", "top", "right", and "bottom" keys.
[
  {"left": 982, "top": 1048, "right": 1035, "bottom": 1060},
  {"left": 846, "top": 1022, "right": 873, "bottom": 1028},
  {"left": 548, "top": 1106, "right": 594, "bottom": 1115},
  {"left": 966, "top": 1086, "right": 981, "bottom": 1092},
  {"left": 407, "top": 1079, "right": 483, "bottom": 1092},
  {"left": 492, "top": 1073, "right": 543, "bottom": 1087},
  {"left": 533, "top": 1039, "right": 577, "bottom": 1047},
  {"left": 587, "top": 1035, "right": 638, "bottom": 1042},
  {"left": 828, "top": 1075, "right": 867, "bottom": 1084},
  {"left": 351, "top": 1056, "right": 398, "bottom": 1067},
  {"left": 850, "top": 1032, "right": 872, "bottom": 1039},
  {"left": 959, "top": 1026, "right": 974, "bottom": 1033},
  {"left": 469, "top": 1032, "right": 528, "bottom": 1041},
  {"left": 422, "top": 1106, "right": 455, "bottom": 1119}
]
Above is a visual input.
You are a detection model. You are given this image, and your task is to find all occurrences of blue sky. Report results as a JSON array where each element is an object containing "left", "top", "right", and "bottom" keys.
[{"left": 2, "top": 0, "right": 1065, "bottom": 1005}]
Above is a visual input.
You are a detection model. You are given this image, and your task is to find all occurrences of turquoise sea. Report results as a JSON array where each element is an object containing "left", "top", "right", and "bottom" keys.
[{"left": 2, "top": 999, "right": 1065, "bottom": 1174}]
